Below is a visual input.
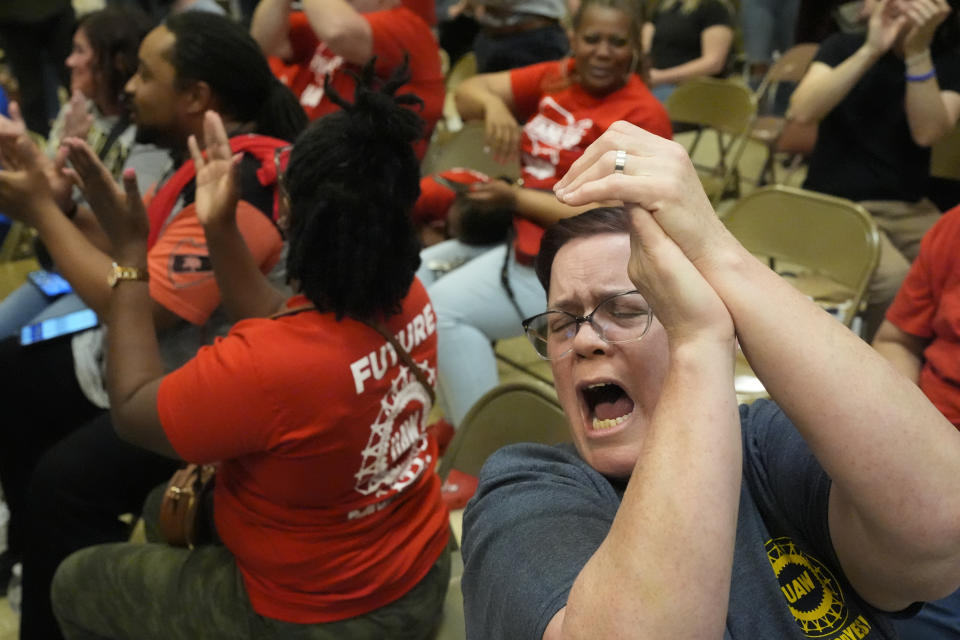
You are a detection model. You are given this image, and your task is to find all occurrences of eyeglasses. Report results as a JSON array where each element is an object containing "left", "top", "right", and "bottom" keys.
[{"left": 522, "top": 290, "right": 653, "bottom": 360}]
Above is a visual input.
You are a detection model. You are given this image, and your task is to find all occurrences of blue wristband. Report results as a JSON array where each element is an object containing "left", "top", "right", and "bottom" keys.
[{"left": 906, "top": 68, "right": 937, "bottom": 82}]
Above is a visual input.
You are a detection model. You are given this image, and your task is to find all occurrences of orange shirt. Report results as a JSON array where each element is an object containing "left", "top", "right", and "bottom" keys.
[
  {"left": 887, "top": 205, "right": 960, "bottom": 429},
  {"left": 157, "top": 281, "right": 449, "bottom": 622},
  {"left": 268, "top": 8, "right": 444, "bottom": 158}
]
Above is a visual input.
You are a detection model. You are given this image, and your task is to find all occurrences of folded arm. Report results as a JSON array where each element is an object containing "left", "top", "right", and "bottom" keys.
[{"left": 872, "top": 319, "right": 927, "bottom": 384}]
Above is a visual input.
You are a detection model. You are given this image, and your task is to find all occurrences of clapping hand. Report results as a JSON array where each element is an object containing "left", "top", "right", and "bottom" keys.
[
  {"left": 900, "top": 0, "right": 951, "bottom": 56},
  {"left": 0, "top": 132, "right": 59, "bottom": 225},
  {"left": 63, "top": 90, "right": 94, "bottom": 141},
  {"left": 64, "top": 138, "right": 148, "bottom": 256},
  {"left": 865, "top": 0, "right": 911, "bottom": 56},
  {"left": 189, "top": 110, "right": 241, "bottom": 231},
  {"left": 0, "top": 102, "right": 76, "bottom": 213}
]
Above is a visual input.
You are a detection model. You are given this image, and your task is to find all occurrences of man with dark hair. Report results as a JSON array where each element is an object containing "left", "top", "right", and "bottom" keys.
[
  {"left": 0, "top": 12, "right": 305, "bottom": 639},
  {"left": 251, "top": 0, "right": 444, "bottom": 158}
]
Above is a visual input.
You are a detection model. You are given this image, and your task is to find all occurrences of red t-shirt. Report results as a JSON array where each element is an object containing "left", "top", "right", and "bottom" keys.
[
  {"left": 268, "top": 8, "right": 444, "bottom": 158},
  {"left": 157, "top": 280, "right": 449, "bottom": 622},
  {"left": 508, "top": 59, "right": 673, "bottom": 259},
  {"left": 886, "top": 205, "right": 960, "bottom": 429}
]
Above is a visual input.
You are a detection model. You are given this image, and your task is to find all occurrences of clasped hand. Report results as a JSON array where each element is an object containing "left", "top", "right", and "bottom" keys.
[{"left": 553, "top": 121, "right": 735, "bottom": 344}]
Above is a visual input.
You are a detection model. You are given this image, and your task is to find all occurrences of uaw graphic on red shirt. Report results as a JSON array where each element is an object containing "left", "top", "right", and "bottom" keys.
[
  {"left": 348, "top": 302, "right": 437, "bottom": 519},
  {"left": 522, "top": 97, "right": 594, "bottom": 182},
  {"left": 298, "top": 44, "right": 344, "bottom": 109}
]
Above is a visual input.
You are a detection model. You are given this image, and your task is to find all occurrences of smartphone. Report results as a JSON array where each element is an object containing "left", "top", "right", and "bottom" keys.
[
  {"left": 20, "top": 309, "right": 99, "bottom": 346},
  {"left": 27, "top": 270, "right": 72, "bottom": 299},
  {"left": 433, "top": 174, "right": 473, "bottom": 195}
]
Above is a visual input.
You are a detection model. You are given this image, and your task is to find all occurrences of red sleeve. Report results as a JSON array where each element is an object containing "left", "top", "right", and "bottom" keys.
[
  {"left": 509, "top": 61, "right": 561, "bottom": 123},
  {"left": 158, "top": 324, "right": 277, "bottom": 462},
  {"left": 148, "top": 201, "right": 283, "bottom": 326},
  {"left": 286, "top": 11, "right": 320, "bottom": 64},
  {"left": 365, "top": 9, "right": 423, "bottom": 79},
  {"left": 885, "top": 206, "right": 959, "bottom": 337}
]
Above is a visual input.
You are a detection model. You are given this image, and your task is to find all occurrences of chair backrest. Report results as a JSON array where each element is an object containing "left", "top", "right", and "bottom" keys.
[
  {"left": 420, "top": 121, "right": 521, "bottom": 180},
  {"left": 722, "top": 185, "right": 881, "bottom": 326},
  {"left": 666, "top": 76, "right": 756, "bottom": 137},
  {"left": 758, "top": 43, "right": 819, "bottom": 90},
  {"left": 930, "top": 123, "right": 960, "bottom": 181},
  {"left": 666, "top": 77, "right": 756, "bottom": 202},
  {"left": 437, "top": 381, "right": 570, "bottom": 480}
]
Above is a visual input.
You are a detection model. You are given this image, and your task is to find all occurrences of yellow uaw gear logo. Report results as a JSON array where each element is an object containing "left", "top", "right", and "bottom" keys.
[{"left": 766, "top": 537, "right": 848, "bottom": 637}]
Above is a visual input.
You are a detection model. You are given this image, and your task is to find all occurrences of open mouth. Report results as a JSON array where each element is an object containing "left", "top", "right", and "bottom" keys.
[{"left": 582, "top": 382, "right": 635, "bottom": 431}]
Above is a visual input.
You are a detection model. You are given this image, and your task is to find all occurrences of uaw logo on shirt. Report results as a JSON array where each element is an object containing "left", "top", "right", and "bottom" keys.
[
  {"left": 522, "top": 97, "right": 593, "bottom": 181},
  {"left": 766, "top": 537, "right": 874, "bottom": 639},
  {"left": 299, "top": 46, "right": 344, "bottom": 108}
]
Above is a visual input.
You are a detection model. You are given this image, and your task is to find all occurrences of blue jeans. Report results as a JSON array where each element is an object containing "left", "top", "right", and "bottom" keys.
[
  {"left": 740, "top": 0, "right": 802, "bottom": 64},
  {"left": 893, "top": 588, "right": 960, "bottom": 639},
  {"left": 418, "top": 240, "right": 547, "bottom": 425}
]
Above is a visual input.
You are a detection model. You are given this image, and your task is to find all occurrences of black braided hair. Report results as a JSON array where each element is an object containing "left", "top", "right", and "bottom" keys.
[
  {"left": 283, "top": 57, "right": 424, "bottom": 320},
  {"left": 163, "top": 11, "right": 307, "bottom": 142}
]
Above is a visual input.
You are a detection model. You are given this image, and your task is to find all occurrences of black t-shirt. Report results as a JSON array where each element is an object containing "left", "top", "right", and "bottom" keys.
[
  {"left": 649, "top": 0, "right": 733, "bottom": 72},
  {"left": 804, "top": 33, "right": 960, "bottom": 203}
]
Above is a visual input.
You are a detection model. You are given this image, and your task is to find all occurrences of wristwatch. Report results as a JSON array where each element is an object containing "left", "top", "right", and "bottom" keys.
[{"left": 108, "top": 262, "right": 149, "bottom": 288}]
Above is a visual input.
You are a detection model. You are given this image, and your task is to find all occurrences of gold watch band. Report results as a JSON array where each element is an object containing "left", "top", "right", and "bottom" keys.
[{"left": 108, "top": 262, "right": 149, "bottom": 288}]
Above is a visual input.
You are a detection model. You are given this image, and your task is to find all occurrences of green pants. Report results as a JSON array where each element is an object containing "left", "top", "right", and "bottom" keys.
[{"left": 51, "top": 540, "right": 451, "bottom": 640}]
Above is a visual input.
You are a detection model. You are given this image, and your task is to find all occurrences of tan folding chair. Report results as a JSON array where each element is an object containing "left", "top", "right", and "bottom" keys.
[
  {"left": 437, "top": 380, "right": 569, "bottom": 481},
  {"left": 431, "top": 380, "right": 569, "bottom": 640},
  {"left": 665, "top": 77, "right": 756, "bottom": 204},
  {"left": 749, "top": 43, "right": 819, "bottom": 185},
  {"left": 930, "top": 122, "right": 960, "bottom": 181},
  {"left": 420, "top": 120, "right": 521, "bottom": 181},
  {"left": 722, "top": 185, "right": 881, "bottom": 400}
]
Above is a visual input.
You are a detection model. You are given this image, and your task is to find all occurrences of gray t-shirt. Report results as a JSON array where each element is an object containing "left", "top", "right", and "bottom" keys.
[{"left": 461, "top": 399, "right": 908, "bottom": 639}]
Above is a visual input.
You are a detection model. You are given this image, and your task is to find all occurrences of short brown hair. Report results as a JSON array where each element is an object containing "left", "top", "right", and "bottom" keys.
[{"left": 535, "top": 207, "right": 631, "bottom": 295}]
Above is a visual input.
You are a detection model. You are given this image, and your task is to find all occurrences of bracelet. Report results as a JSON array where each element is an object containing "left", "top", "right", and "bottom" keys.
[{"left": 906, "top": 68, "right": 937, "bottom": 82}]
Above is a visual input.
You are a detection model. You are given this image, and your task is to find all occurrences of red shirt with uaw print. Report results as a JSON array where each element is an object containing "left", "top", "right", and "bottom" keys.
[
  {"left": 508, "top": 59, "right": 672, "bottom": 260},
  {"left": 268, "top": 8, "right": 444, "bottom": 158},
  {"left": 157, "top": 280, "right": 449, "bottom": 623}
]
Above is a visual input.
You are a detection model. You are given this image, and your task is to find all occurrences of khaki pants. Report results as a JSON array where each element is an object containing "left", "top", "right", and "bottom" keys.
[{"left": 860, "top": 198, "right": 941, "bottom": 339}]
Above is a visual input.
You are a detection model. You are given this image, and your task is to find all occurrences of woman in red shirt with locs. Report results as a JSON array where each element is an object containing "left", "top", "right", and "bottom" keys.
[{"left": 48, "top": 64, "right": 451, "bottom": 640}]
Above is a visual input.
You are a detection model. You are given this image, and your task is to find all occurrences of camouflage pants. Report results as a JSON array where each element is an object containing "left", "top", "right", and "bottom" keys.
[{"left": 51, "top": 541, "right": 451, "bottom": 640}]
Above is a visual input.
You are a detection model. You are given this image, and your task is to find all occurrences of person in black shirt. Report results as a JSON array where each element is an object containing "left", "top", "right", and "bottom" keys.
[{"left": 790, "top": 0, "right": 960, "bottom": 341}]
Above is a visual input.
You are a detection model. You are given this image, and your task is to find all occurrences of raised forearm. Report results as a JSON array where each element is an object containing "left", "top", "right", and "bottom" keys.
[
  {"left": 251, "top": 0, "right": 293, "bottom": 57},
  {"left": 788, "top": 47, "right": 880, "bottom": 124},
  {"left": 904, "top": 51, "right": 953, "bottom": 146},
  {"left": 699, "top": 241, "right": 960, "bottom": 578},
  {"left": 562, "top": 342, "right": 741, "bottom": 639},
  {"left": 32, "top": 201, "right": 116, "bottom": 316},
  {"left": 203, "top": 221, "right": 286, "bottom": 320},
  {"left": 302, "top": 0, "right": 372, "bottom": 64}
]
